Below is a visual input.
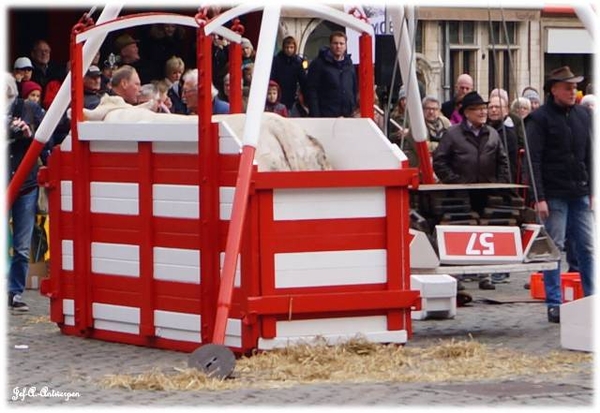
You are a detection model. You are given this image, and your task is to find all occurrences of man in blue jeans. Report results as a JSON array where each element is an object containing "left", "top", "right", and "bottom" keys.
[
  {"left": 526, "top": 66, "right": 594, "bottom": 323},
  {"left": 6, "top": 74, "right": 45, "bottom": 312}
]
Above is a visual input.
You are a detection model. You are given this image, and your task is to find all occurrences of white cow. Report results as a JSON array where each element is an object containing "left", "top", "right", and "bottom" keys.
[{"left": 82, "top": 95, "right": 332, "bottom": 171}]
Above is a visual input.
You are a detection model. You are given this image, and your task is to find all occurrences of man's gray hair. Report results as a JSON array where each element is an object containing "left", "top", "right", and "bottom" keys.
[{"left": 422, "top": 95, "right": 440, "bottom": 108}]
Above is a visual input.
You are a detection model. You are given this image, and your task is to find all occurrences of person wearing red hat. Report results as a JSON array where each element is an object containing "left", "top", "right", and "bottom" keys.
[
  {"left": 20, "top": 80, "right": 43, "bottom": 105},
  {"left": 264, "top": 81, "right": 289, "bottom": 117},
  {"left": 526, "top": 66, "right": 594, "bottom": 324}
]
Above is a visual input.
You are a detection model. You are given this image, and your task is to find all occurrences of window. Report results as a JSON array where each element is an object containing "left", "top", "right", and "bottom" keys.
[
  {"left": 489, "top": 21, "right": 516, "bottom": 45},
  {"left": 447, "top": 21, "right": 478, "bottom": 91},
  {"left": 487, "top": 22, "right": 518, "bottom": 97},
  {"left": 448, "top": 21, "right": 475, "bottom": 45}
]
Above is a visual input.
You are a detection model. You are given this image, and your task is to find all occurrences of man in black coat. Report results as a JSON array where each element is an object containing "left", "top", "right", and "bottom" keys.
[
  {"left": 270, "top": 36, "right": 308, "bottom": 112},
  {"left": 526, "top": 66, "right": 594, "bottom": 323},
  {"left": 306, "top": 31, "right": 357, "bottom": 118}
]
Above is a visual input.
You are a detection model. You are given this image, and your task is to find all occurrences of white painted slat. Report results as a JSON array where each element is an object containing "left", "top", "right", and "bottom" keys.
[
  {"left": 153, "top": 141, "right": 198, "bottom": 154},
  {"left": 219, "top": 252, "right": 241, "bottom": 287},
  {"left": 61, "top": 240, "right": 74, "bottom": 271},
  {"left": 91, "top": 242, "right": 139, "bottom": 277},
  {"left": 60, "top": 134, "right": 72, "bottom": 152},
  {"left": 275, "top": 250, "right": 387, "bottom": 288},
  {"left": 92, "top": 302, "right": 140, "bottom": 323},
  {"left": 275, "top": 315, "right": 388, "bottom": 337},
  {"left": 153, "top": 184, "right": 199, "bottom": 218},
  {"left": 155, "top": 328, "right": 201, "bottom": 343},
  {"left": 90, "top": 182, "right": 139, "bottom": 215},
  {"left": 154, "top": 310, "right": 200, "bottom": 331},
  {"left": 61, "top": 181, "right": 72, "bottom": 211},
  {"left": 80, "top": 122, "right": 198, "bottom": 142},
  {"left": 258, "top": 330, "right": 408, "bottom": 350},
  {"left": 292, "top": 118, "right": 405, "bottom": 170},
  {"left": 273, "top": 187, "right": 385, "bottom": 220},
  {"left": 153, "top": 247, "right": 200, "bottom": 284},
  {"left": 90, "top": 140, "right": 138, "bottom": 153},
  {"left": 62, "top": 299, "right": 75, "bottom": 326},
  {"left": 224, "top": 318, "right": 242, "bottom": 348},
  {"left": 62, "top": 299, "right": 74, "bottom": 315},
  {"left": 94, "top": 320, "right": 139, "bottom": 335},
  {"left": 219, "top": 187, "right": 235, "bottom": 220}
]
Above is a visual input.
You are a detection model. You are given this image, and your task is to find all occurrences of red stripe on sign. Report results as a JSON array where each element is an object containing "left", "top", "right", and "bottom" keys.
[{"left": 444, "top": 232, "right": 518, "bottom": 257}]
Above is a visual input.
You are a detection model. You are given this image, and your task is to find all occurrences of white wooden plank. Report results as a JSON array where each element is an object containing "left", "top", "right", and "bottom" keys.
[
  {"left": 155, "top": 328, "right": 201, "bottom": 343},
  {"left": 92, "top": 302, "right": 140, "bottom": 324},
  {"left": 79, "top": 122, "right": 198, "bottom": 142},
  {"left": 219, "top": 187, "right": 235, "bottom": 220},
  {"left": 219, "top": 137, "right": 242, "bottom": 154},
  {"left": 154, "top": 247, "right": 199, "bottom": 267},
  {"left": 90, "top": 140, "right": 138, "bottom": 153},
  {"left": 224, "top": 318, "right": 242, "bottom": 348},
  {"left": 91, "top": 242, "right": 139, "bottom": 277},
  {"left": 62, "top": 299, "right": 74, "bottom": 315},
  {"left": 94, "top": 320, "right": 139, "bottom": 335},
  {"left": 60, "top": 134, "right": 72, "bottom": 152},
  {"left": 153, "top": 141, "right": 198, "bottom": 154},
  {"left": 258, "top": 330, "right": 407, "bottom": 350},
  {"left": 61, "top": 240, "right": 74, "bottom": 271},
  {"left": 276, "top": 315, "right": 388, "bottom": 337},
  {"left": 90, "top": 182, "right": 139, "bottom": 215},
  {"left": 153, "top": 247, "right": 200, "bottom": 284},
  {"left": 273, "top": 187, "right": 385, "bottom": 220},
  {"left": 219, "top": 253, "right": 241, "bottom": 287},
  {"left": 560, "top": 296, "right": 593, "bottom": 352},
  {"left": 154, "top": 310, "right": 200, "bottom": 331},
  {"left": 153, "top": 184, "right": 199, "bottom": 218},
  {"left": 292, "top": 118, "right": 405, "bottom": 170},
  {"left": 61, "top": 181, "right": 72, "bottom": 211},
  {"left": 275, "top": 250, "right": 386, "bottom": 288}
]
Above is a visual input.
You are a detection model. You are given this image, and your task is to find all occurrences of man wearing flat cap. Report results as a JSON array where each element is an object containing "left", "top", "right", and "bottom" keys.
[{"left": 526, "top": 66, "right": 594, "bottom": 323}]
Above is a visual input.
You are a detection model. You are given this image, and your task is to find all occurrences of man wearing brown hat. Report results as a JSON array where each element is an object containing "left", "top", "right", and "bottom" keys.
[
  {"left": 526, "top": 66, "right": 594, "bottom": 323},
  {"left": 114, "top": 32, "right": 153, "bottom": 84}
]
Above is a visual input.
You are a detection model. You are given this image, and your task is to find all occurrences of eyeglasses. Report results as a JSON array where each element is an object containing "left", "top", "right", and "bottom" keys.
[
  {"left": 424, "top": 107, "right": 439, "bottom": 111},
  {"left": 182, "top": 88, "right": 196, "bottom": 95},
  {"left": 467, "top": 106, "right": 488, "bottom": 112}
]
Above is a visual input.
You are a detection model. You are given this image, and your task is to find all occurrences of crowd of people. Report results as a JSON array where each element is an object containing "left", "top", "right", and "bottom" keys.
[{"left": 6, "top": 24, "right": 595, "bottom": 323}]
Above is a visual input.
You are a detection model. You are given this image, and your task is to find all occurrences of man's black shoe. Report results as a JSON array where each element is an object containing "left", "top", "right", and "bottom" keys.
[
  {"left": 9, "top": 293, "right": 29, "bottom": 312},
  {"left": 547, "top": 306, "right": 560, "bottom": 323}
]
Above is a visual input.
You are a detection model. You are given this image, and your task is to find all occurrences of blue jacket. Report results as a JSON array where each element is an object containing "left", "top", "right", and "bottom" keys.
[
  {"left": 306, "top": 46, "right": 357, "bottom": 117},
  {"left": 526, "top": 96, "right": 593, "bottom": 200}
]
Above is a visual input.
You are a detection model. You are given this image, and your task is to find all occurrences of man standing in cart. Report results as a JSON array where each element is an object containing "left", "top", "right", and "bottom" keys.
[{"left": 526, "top": 66, "right": 594, "bottom": 324}]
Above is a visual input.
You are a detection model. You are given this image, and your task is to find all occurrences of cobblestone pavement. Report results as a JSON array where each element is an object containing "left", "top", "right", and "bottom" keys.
[{"left": 4, "top": 272, "right": 595, "bottom": 409}]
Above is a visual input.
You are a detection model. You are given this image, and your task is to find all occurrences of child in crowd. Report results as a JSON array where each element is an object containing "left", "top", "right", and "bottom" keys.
[
  {"left": 265, "top": 81, "right": 289, "bottom": 117},
  {"left": 21, "top": 80, "right": 43, "bottom": 104}
]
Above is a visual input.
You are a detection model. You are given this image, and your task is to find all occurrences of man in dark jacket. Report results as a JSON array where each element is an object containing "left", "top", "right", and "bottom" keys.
[
  {"left": 433, "top": 91, "right": 510, "bottom": 185},
  {"left": 270, "top": 36, "right": 308, "bottom": 112},
  {"left": 306, "top": 31, "right": 357, "bottom": 118},
  {"left": 526, "top": 66, "right": 594, "bottom": 323}
]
